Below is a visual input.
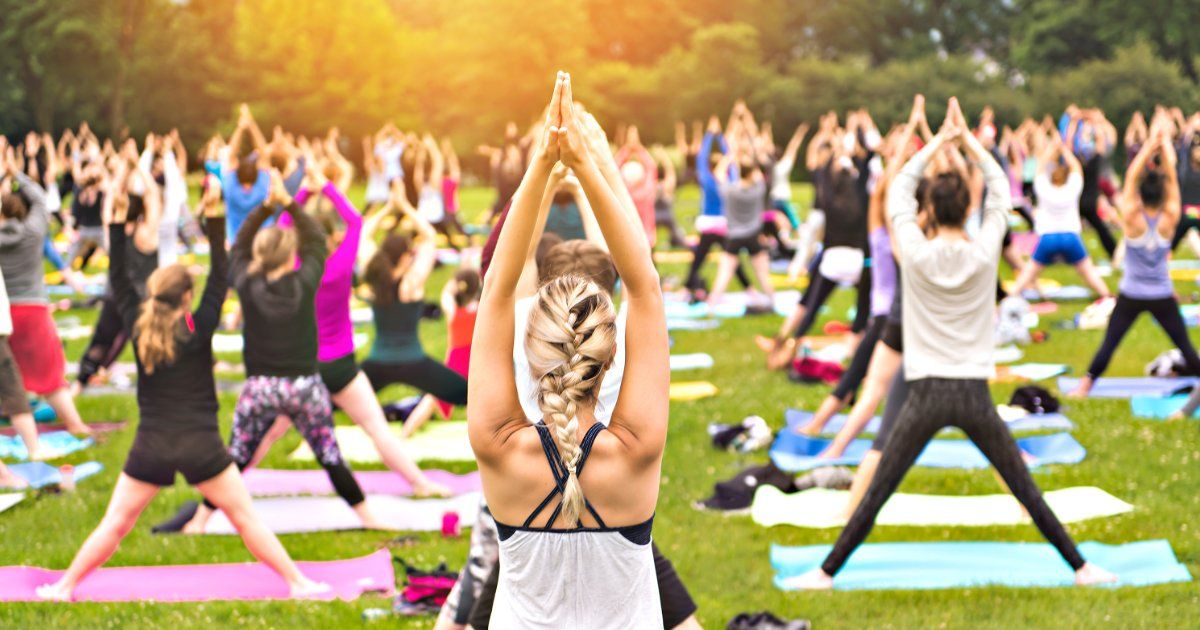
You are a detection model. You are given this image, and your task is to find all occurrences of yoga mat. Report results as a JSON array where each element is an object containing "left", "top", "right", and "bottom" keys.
[
  {"left": 993, "top": 346, "right": 1024, "bottom": 364},
  {"left": 994, "top": 363, "right": 1070, "bottom": 383},
  {"left": 771, "top": 540, "right": 1191, "bottom": 590},
  {"left": 784, "top": 409, "right": 1075, "bottom": 437},
  {"left": 0, "top": 421, "right": 125, "bottom": 438},
  {"left": 670, "top": 353, "right": 714, "bottom": 371},
  {"left": 666, "top": 318, "right": 720, "bottom": 331},
  {"left": 664, "top": 301, "right": 745, "bottom": 319},
  {"left": 0, "top": 549, "right": 394, "bottom": 602},
  {"left": 0, "top": 432, "right": 93, "bottom": 461},
  {"left": 204, "top": 493, "right": 481, "bottom": 534},
  {"left": 1, "top": 400, "right": 58, "bottom": 425},
  {"left": 290, "top": 421, "right": 475, "bottom": 463},
  {"left": 769, "top": 431, "right": 1085, "bottom": 472},
  {"left": 213, "top": 333, "right": 368, "bottom": 353},
  {"left": 9, "top": 462, "right": 104, "bottom": 489},
  {"left": 751, "top": 486, "right": 1133, "bottom": 529},
  {"left": 241, "top": 468, "right": 481, "bottom": 497},
  {"left": 1057, "top": 376, "right": 1195, "bottom": 399},
  {"left": 0, "top": 493, "right": 24, "bottom": 513},
  {"left": 669, "top": 381, "right": 719, "bottom": 401},
  {"left": 1021, "top": 285, "right": 1092, "bottom": 301},
  {"left": 1129, "top": 395, "right": 1198, "bottom": 419},
  {"left": 55, "top": 324, "right": 94, "bottom": 340}
]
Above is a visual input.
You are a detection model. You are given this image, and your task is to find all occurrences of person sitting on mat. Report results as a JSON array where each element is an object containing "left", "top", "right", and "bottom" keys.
[
  {"left": 37, "top": 177, "right": 328, "bottom": 601},
  {"left": 785, "top": 97, "right": 1114, "bottom": 590},
  {"left": 468, "top": 71, "right": 670, "bottom": 628}
]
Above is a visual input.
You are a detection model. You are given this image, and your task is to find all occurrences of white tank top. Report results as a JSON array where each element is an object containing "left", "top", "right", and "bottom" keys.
[{"left": 489, "top": 423, "right": 662, "bottom": 629}]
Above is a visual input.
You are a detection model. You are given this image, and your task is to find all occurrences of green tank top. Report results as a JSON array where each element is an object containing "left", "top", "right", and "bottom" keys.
[{"left": 368, "top": 300, "right": 426, "bottom": 363}]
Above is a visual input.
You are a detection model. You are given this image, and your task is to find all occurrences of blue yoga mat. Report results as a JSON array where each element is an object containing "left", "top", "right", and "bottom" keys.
[
  {"left": 664, "top": 301, "right": 745, "bottom": 319},
  {"left": 785, "top": 409, "right": 1074, "bottom": 437},
  {"left": 9, "top": 461, "right": 104, "bottom": 488},
  {"left": 1129, "top": 395, "right": 1199, "bottom": 419},
  {"left": 1, "top": 401, "right": 57, "bottom": 425},
  {"left": 0, "top": 431, "right": 93, "bottom": 460},
  {"left": 666, "top": 318, "right": 720, "bottom": 332},
  {"left": 1057, "top": 376, "right": 1195, "bottom": 399},
  {"left": 1021, "top": 285, "right": 1092, "bottom": 301},
  {"left": 771, "top": 540, "right": 1192, "bottom": 590},
  {"left": 769, "top": 431, "right": 1085, "bottom": 472}
]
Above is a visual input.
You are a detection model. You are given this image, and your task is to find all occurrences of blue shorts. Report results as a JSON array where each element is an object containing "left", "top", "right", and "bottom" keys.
[{"left": 1032, "top": 232, "right": 1088, "bottom": 265}]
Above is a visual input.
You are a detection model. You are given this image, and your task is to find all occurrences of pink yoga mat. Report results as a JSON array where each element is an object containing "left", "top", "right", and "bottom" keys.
[
  {"left": 241, "top": 469, "right": 481, "bottom": 497},
  {"left": 1011, "top": 231, "right": 1038, "bottom": 256},
  {"left": 0, "top": 549, "right": 394, "bottom": 602},
  {"left": 0, "top": 422, "right": 126, "bottom": 438}
]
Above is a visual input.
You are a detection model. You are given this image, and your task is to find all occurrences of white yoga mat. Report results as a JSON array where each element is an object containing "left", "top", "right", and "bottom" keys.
[
  {"left": 751, "top": 485, "right": 1133, "bottom": 529},
  {"left": 0, "top": 493, "right": 23, "bottom": 514},
  {"left": 213, "top": 333, "right": 368, "bottom": 353},
  {"left": 670, "top": 353, "right": 714, "bottom": 371},
  {"left": 290, "top": 421, "right": 475, "bottom": 463},
  {"left": 204, "top": 492, "right": 481, "bottom": 534}
]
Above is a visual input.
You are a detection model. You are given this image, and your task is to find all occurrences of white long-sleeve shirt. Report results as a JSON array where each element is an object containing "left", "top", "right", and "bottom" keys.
[
  {"left": 889, "top": 141, "right": 1009, "bottom": 381},
  {"left": 140, "top": 148, "right": 188, "bottom": 266}
]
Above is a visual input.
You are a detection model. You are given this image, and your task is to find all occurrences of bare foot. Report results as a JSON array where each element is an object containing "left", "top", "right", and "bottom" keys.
[
  {"left": 778, "top": 568, "right": 833, "bottom": 590},
  {"left": 1074, "top": 562, "right": 1117, "bottom": 586},
  {"left": 27, "top": 447, "right": 46, "bottom": 462},
  {"left": 359, "top": 515, "right": 397, "bottom": 531},
  {"left": 766, "top": 339, "right": 796, "bottom": 371},
  {"left": 289, "top": 577, "right": 332, "bottom": 599},
  {"left": 36, "top": 581, "right": 73, "bottom": 601},
  {"left": 1167, "top": 410, "right": 1187, "bottom": 421},
  {"left": 412, "top": 478, "right": 452, "bottom": 498},
  {"left": 796, "top": 423, "right": 821, "bottom": 437},
  {"left": 65, "top": 421, "right": 93, "bottom": 437},
  {"left": 754, "top": 335, "right": 777, "bottom": 353},
  {"left": 1067, "top": 377, "right": 1093, "bottom": 399}
]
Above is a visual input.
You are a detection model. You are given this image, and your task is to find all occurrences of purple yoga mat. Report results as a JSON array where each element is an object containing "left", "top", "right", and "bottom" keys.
[
  {"left": 240, "top": 469, "right": 481, "bottom": 497},
  {"left": 0, "top": 549, "right": 394, "bottom": 602}
]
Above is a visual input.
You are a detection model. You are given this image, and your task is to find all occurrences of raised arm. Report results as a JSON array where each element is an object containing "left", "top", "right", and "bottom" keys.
[
  {"left": 423, "top": 134, "right": 444, "bottom": 190},
  {"left": 396, "top": 195, "right": 436, "bottom": 301},
  {"left": 652, "top": 145, "right": 676, "bottom": 194},
  {"left": 105, "top": 180, "right": 141, "bottom": 330},
  {"left": 469, "top": 75, "right": 563, "bottom": 453},
  {"left": 559, "top": 75, "right": 667, "bottom": 459},
  {"left": 193, "top": 182, "right": 229, "bottom": 338}
]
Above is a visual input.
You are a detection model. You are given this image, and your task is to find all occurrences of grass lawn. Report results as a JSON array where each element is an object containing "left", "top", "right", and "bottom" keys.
[{"left": 3, "top": 182, "right": 1199, "bottom": 628}]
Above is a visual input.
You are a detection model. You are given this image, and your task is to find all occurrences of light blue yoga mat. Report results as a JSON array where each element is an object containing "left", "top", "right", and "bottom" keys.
[
  {"left": 769, "top": 431, "right": 1085, "bottom": 472},
  {"left": 1022, "top": 285, "right": 1092, "bottom": 301},
  {"left": 664, "top": 301, "right": 745, "bottom": 319},
  {"left": 1006, "top": 363, "right": 1070, "bottom": 381},
  {"left": 0, "top": 431, "right": 93, "bottom": 460},
  {"left": 1057, "top": 376, "right": 1195, "bottom": 399},
  {"left": 1129, "top": 395, "right": 1198, "bottom": 419},
  {"left": 9, "top": 461, "right": 104, "bottom": 488},
  {"left": 666, "top": 318, "right": 720, "bottom": 332},
  {"left": 771, "top": 540, "right": 1191, "bottom": 590},
  {"left": 784, "top": 409, "right": 1075, "bottom": 437}
]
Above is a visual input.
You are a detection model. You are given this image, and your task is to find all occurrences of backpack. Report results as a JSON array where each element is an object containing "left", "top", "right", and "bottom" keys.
[
  {"left": 1009, "top": 386, "right": 1059, "bottom": 415},
  {"left": 395, "top": 559, "right": 458, "bottom": 613}
]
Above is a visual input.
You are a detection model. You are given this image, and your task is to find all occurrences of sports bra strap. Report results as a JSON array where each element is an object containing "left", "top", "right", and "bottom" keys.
[{"left": 522, "top": 422, "right": 610, "bottom": 529}]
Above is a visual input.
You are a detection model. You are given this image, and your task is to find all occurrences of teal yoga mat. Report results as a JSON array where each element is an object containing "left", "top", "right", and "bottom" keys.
[
  {"left": 1057, "top": 376, "right": 1194, "bottom": 399},
  {"left": 769, "top": 431, "right": 1085, "bottom": 472},
  {"left": 0, "top": 431, "right": 93, "bottom": 460},
  {"left": 772, "top": 540, "right": 1191, "bottom": 590},
  {"left": 1130, "top": 395, "right": 1199, "bottom": 419}
]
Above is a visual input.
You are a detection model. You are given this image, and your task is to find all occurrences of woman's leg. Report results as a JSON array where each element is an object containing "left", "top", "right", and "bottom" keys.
[
  {"left": 1073, "top": 295, "right": 1142, "bottom": 396},
  {"left": 43, "top": 387, "right": 90, "bottom": 436},
  {"left": 195, "top": 464, "right": 329, "bottom": 596},
  {"left": 796, "top": 394, "right": 850, "bottom": 437},
  {"left": 1010, "top": 259, "right": 1044, "bottom": 297},
  {"left": 74, "top": 298, "right": 126, "bottom": 394},
  {"left": 823, "top": 346, "right": 903, "bottom": 456},
  {"left": 333, "top": 372, "right": 449, "bottom": 496},
  {"left": 706, "top": 252, "right": 739, "bottom": 305},
  {"left": 1073, "top": 257, "right": 1111, "bottom": 299},
  {"left": 36, "top": 473, "right": 159, "bottom": 599},
  {"left": 748, "top": 250, "right": 775, "bottom": 299},
  {"left": 1081, "top": 205, "right": 1117, "bottom": 258},
  {"left": 683, "top": 232, "right": 719, "bottom": 292}
]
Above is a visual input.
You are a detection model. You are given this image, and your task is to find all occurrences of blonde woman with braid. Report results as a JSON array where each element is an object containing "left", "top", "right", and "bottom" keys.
[{"left": 468, "top": 72, "right": 668, "bottom": 629}]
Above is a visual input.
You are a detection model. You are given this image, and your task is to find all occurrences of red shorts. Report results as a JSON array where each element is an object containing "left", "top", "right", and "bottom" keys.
[{"left": 9, "top": 304, "right": 67, "bottom": 395}]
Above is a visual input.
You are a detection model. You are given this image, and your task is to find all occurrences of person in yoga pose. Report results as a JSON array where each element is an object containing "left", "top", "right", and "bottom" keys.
[
  {"left": 705, "top": 135, "right": 776, "bottom": 308},
  {"left": 359, "top": 184, "right": 468, "bottom": 438},
  {"left": 438, "top": 267, "right": 481, "bottom": 418},
  {"left": 0, "top": 239, "right": 38, "bottom": 464},
  {"left": 651, "top": 145, "right": 687, "bottom": 249},
  {"left": 786, "top": 99, "right": 1114, "bottom": 589},
  {"left": 246, "top": 163, "right": 450, "bottom": 496},
  {"left": 468, "top": 72, "right": 669, "bottom": 628},
  {"left": 36, "top": 179, "right": 328, "bottom": 601},
  {"left": 0, "top": 155, "right": 90, "bottom": 437},
  {"left": 1009, "top": 127, "right": 1111, "bottom": 299},
  {"left": 185, "top": 171, "right": 384, "bottom": 533},
  {"left": 1063, "top": 107, "right": 1119, "bottom": 259},
  {"left": 74, "top": 155, "right": 163, "bottom": 395},
  {"left": 615, "top": 126, "right": 658, "bottom": 247},
  {"left": 1072, "top": 128, "right": 1200, "bottom": 398}
]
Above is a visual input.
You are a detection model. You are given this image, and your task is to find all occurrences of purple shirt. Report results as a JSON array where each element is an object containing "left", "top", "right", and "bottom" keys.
[{"left": 280, "top": 182, "right": 363, "bottom": 362}]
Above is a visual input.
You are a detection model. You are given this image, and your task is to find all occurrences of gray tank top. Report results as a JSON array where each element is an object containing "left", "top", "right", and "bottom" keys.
[{"left": 1120, "top": 213, "right": 1172, "bottom": 300}]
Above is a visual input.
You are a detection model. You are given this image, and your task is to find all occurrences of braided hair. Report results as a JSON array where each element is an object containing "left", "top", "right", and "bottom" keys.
[{"left": 524, "top": 274, "right": 618, "bottom": 525}]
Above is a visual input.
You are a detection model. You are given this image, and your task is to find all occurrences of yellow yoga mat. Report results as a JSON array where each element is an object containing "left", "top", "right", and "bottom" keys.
[
  {"left": 1169, "top": 268, "right": 1200, "bottom": 281},
  {"left": 290, "top": 421, "right": 475, "bottom": 464},
  {"left": 669, "top": 381, "right": 719, "bottom": 401},
  {"left": 1002, "top": 277, "right": 1060, "bottom": 294}
]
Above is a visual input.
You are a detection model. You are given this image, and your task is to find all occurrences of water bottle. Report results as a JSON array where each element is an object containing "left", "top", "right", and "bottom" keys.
[{"left": 442, "top": 510, "right": 461, "bottom": 538}]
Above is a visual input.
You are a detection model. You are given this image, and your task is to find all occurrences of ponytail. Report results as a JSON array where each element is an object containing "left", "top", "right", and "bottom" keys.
[
  {"left": 135, "top": 265, "right": 193, "bottom": 374},
  {"left": 524, "top": 275, "right": 617, "bottom": 525}
]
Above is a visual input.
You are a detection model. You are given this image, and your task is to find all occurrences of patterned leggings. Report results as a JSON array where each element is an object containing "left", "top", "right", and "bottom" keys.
[{"left": 227, "top": 374, "right": 364, "bottom": 506}]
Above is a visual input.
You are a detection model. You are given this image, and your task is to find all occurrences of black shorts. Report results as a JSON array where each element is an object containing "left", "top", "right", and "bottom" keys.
[
  {"left": 123, "top": 427, "right": 233, "bottom": 486},
  {"left": 725, "top": 236, "right": 764, "bottom": 256},
  {"left": 318, "top": 352, "right": 359, "bottom": 394},
  {"left": 467, "top": 541, "right": 697, "bottom": 628},
  {"left": 0, "top": 338, "right": 31, "bottom": 418},
  {"left": 881, "top": 318, "right": 903, "bottom": 352}
]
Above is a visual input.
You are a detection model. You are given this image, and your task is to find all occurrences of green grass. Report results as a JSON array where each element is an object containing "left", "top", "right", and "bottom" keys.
[{"left": 4, "top": 183, "right": 1200, "bottom": 628}]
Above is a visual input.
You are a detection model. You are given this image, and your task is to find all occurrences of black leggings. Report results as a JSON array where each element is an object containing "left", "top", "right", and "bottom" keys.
[
  {"left": 830, "top": 315, "right": 886, "bottom": 401},
  {"left": 793, "top": 264, "right": 872, "bottom": 339},
  {"left": 684, "top": 232, "right": 751, "bottom": 292},
  {"left": 870, "top": 366, "right": 908, "bottom": 451},
  {"left": 821, "top": 377, "right": 1086, "bottom": 576},
  {"left": 1086, "top": 294, "right": 1200, "bottom": 379},
  {"left": 361, "top": 356, "right": 469, "bottom": 405},
  {"left": 1080, "top": 202, "right": 1117, "bottom": 258},
  {"left": 77, "top": 297, "right": 130, "bottom": 386},
  {"left": 1171, "top": 214, "right": 1200, "bottom": 251}
]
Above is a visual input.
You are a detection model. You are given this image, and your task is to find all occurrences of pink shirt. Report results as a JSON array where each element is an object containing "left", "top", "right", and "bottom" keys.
[{"left": 280, "top": 182, "right": 363, "bottom": 362}]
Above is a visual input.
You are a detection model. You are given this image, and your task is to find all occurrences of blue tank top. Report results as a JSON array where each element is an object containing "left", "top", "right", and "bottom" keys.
[{"left": 1120, "top": 213, "right": 1173, "bottom": 299}]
